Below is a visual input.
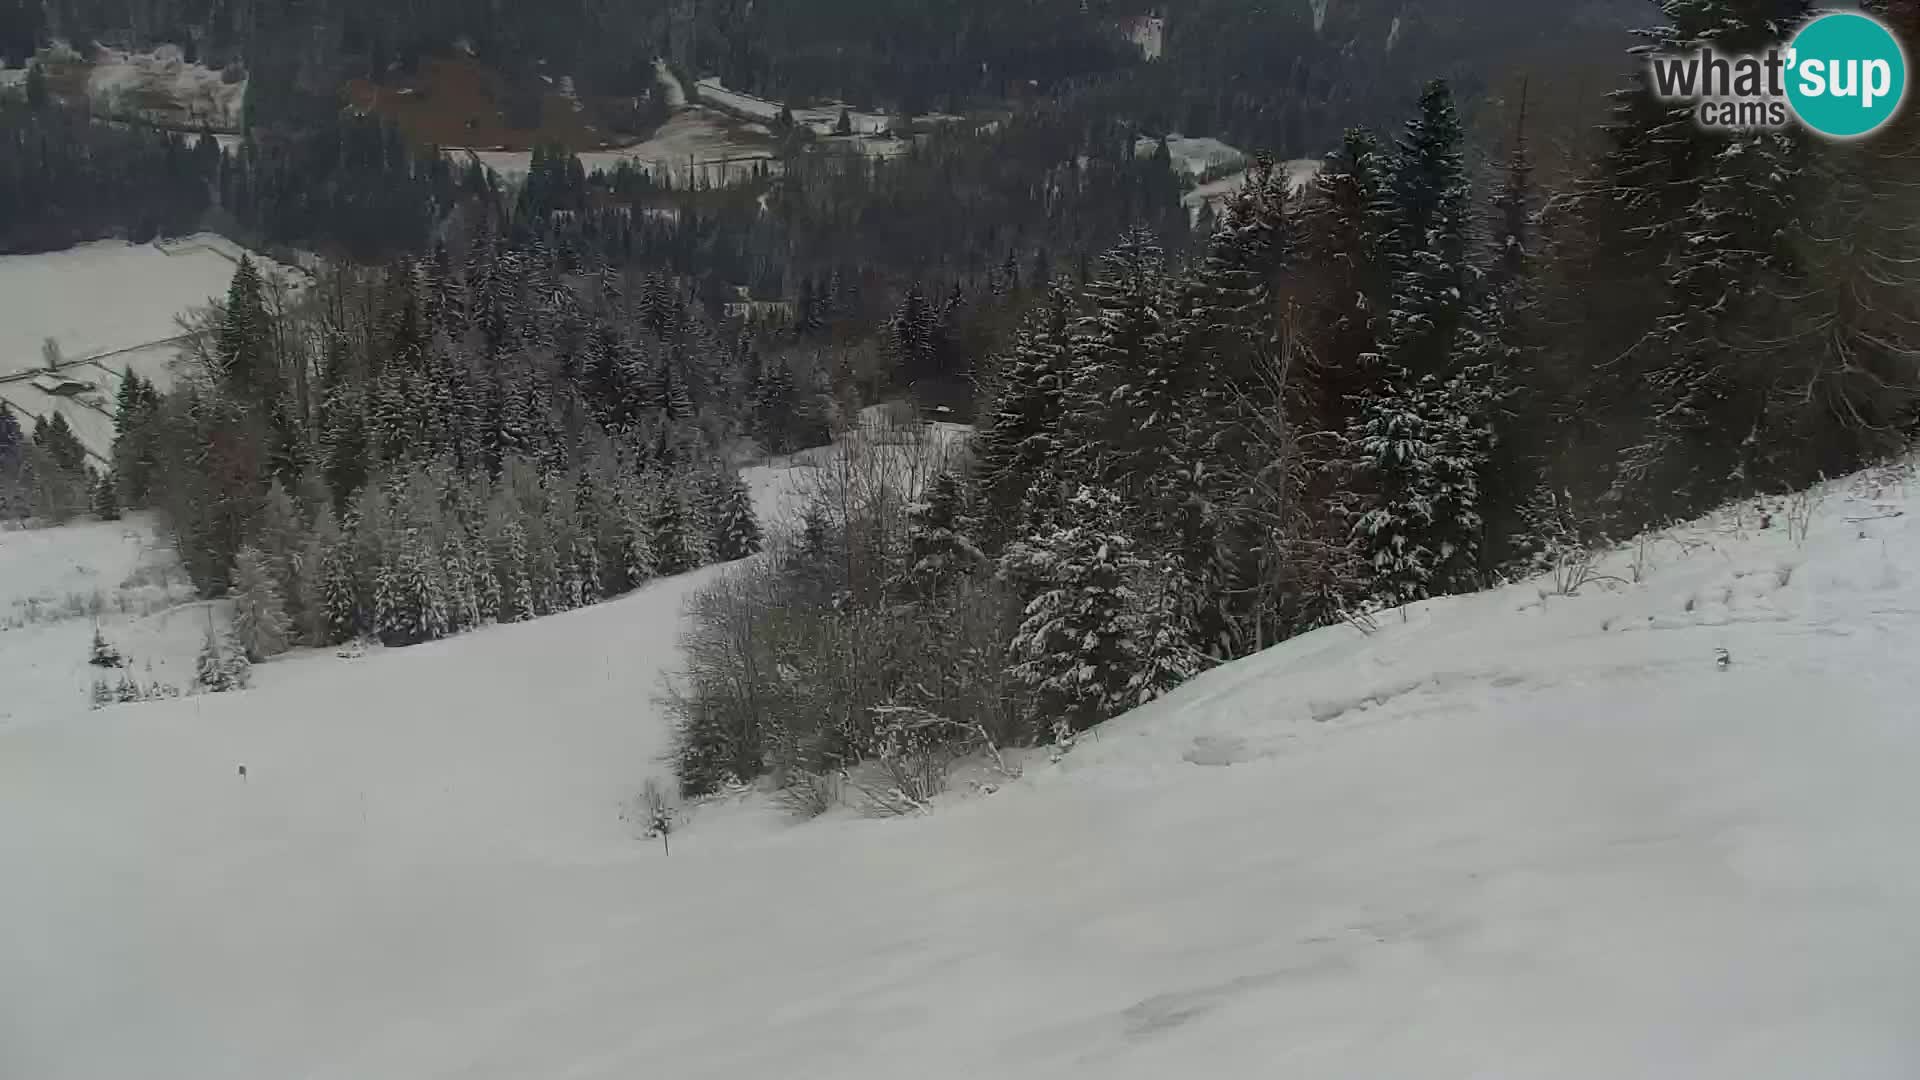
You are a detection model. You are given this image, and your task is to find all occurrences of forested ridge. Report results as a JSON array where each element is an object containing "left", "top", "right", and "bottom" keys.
[
  {"left": 3, "top": 0, "right": 1646, "bottom": 153},
  {"left": 662, "top": 0, "right": 1920, "bottom": 800}
]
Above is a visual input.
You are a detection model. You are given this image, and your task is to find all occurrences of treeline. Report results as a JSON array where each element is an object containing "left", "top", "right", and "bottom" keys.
[
  {"left": 684, "top": 0, "right": 1139, "bottom": 114},
  {"left": 105, "top": 211, "right": 773, "bottom": 661},
  {"left": 513, "top": 103, "right": 1191, "bottom": 292},
  {"left": 0, "top": 74, "right": 458, "bottom": 260},
  {"left": 667, "top": 0, "right": 1920, "bottom": 803},
  {"left": 216, "top": 109, "right": 464, "bottom": 262},
  {"left": 10, "top": 0, "right": 1642, "bottom": 169},
  {"left": 1092, "top": 0, "right": 1639, "bottom": 160},
  {"left": 0, "top": 406, "right": 110, "bottom": 523},
  {"left": 0, "top": 89, "right": 215, "bottom": 253}
]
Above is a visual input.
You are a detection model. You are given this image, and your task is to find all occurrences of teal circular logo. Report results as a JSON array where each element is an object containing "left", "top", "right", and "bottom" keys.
[{"left": 1785, "top": 12, "right": 1908, "bottom": 139}]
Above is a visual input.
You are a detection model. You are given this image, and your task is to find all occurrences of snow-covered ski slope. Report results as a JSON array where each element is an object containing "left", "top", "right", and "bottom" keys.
[{"left": 5, "top": 457, "right": 1920, "bottom": 1079}]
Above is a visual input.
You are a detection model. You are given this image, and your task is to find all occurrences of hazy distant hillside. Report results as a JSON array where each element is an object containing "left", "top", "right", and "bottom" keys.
[{"left": 7, "top": 0, "right": 1654, "bottom": 158}]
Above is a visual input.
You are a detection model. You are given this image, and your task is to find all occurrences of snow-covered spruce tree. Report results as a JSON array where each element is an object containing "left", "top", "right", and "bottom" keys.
[
  {"left": 1344, "top": 80, "right": 1492, "bottom": 604},
  {"left": 1178, "top": 154, "right": 1295, "bottom": 435},
  {"left": 1001, "top": 487, "right": 1199, "bottom": 733},
  {"left": 900, "top": 471, "right": 985, "bottom": 601},
  {"left": 194, "top": 626, "right": 247, "bottom": 693},
  {"left": 33, "top": 412, "right": 87, "bottom": 473},
  {"left": 888, "top": 282, "right": 942, "bottom": 386},
  {"left": 439, "top": 530, "right": 484, "bottom": 633},
  {"left": 223, "top": 633, "right": 252, "bottom": 688},
  {"left": 1064, "top": 225, "right": 1177, "bottom": 496},
  {"left": 255, "top": 480, "right": 307, "bottom": 633},
  {"left": 215, "top": 257, "right": 273, "bottom": 404},
  {"left": 374, "top": 528, "right": 447, "bottom": 647},
  {"left": 491, "top": 514, "right": 536, "bottom": 624},
  {"left": 552, "top": 474, "right": 599, "bottom": 611},
  {"left": 1380, "top": 79, "right": 1475, "bottom": 382},
  {"left": 679, "top": 470, "right": 717, "bottom": 567},
  {"left": 971, "top": 281, "right": 1078, "bottom": 549},
  {"left": 89, "top": 627, "right": 123, "bottom": 668},
  {"left": 92, "top": 468, "right": 121, "bottom": 520},
  {"left": 1750, "top": 0, "right": 1920, "bottom": 488},
  {"left": 1617, "top": 126, "right": 1811, "bottom": 516},
  {"left": 650, "top": 482, "right": 696, "bottom": 576},
  {"left": 1345, "top": 368, "right": 1488, "bottom": 607},
  {"left": 230, "top": 545, "right": 293, "bottom": 661},
  {"left": 298, "top": 505, "right": 341, "bottom": 646},
  {"left": 1300, "top": 127, "right": 1397, "bottom": 439},
  {"left": 1162, "top": 158, "right": 1301, "bottom": 658},
  {"left": 519, "top": 498, "right": 568, "bottom": 618},
  {"left": 1546, "top": 0, "right": 1811, "bottom": 526},
  {"left": 752, "top": 358, "right": 800, "bottom": 455},
  {"left": 705, "top": 470, "right": 762, "bottom": 562},
  {"left": 617, "top": 484, "right": 659, "bottom": 590},
  {"left": 1468, "top": 104, "right": 1541, "bottom": 571}
]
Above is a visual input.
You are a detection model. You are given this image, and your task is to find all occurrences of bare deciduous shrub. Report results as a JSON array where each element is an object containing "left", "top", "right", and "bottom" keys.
[
  {"left": 1785, "top": 485, "right": 1825, "bottom": 547},
  {"left": 665, "top": 427, "right": 1028, "bottom": 806},
  {"left": 1523, "top": 485, "right": 1627, "bottom": 597}
]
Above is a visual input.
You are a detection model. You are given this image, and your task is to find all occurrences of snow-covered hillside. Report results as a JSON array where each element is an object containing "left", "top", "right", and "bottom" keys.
[
  {"left": 87, "top": 44, "right": 245, "bottom": 129},
  {"left": 4, "top": 455, "right": 1920, "bottom": 1079}
]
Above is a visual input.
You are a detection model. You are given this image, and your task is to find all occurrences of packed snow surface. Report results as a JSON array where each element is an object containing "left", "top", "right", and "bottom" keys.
[{"left": 4, "top": 451, "right": 1920, "bottom": 1078}]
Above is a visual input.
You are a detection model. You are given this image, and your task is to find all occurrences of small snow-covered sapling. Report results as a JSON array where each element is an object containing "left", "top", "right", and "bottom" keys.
[{"left": 642, "top": 780, "right": 673, "bottom": 855}]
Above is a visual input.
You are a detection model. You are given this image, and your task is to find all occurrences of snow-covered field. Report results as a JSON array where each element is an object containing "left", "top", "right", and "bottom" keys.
[
  {"left": 695, "top": 76, "right": 963, "bottom": 137},
  {"left": 1184, "top": 157, "right": 1324, "bottom": 221},
  {"left": 0, "top": 236, "right": 300, "bottom": 460},
  {"left": 0, "top": 512, "right": 207, "bottom": 725},
  {"left": 0, "top": 237, "right": 236, "bottom": 374},
  {"left": 459, "top": 109, "right": 779, "bottom": 186},
  {"left": 1137, "top": 133, "right": 1247, "bottom": 177},
  {"left": 4, "top": 447, "right": 1920, "bottom": 1078}
]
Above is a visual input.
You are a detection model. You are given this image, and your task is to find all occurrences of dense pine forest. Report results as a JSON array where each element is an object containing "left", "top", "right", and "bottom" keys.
[
  {"left": 4, "top": 0, "right": 1918, "bottom": 799},
  {"left": 665, "top": 0, "right": 1920, "bottom": 799}
]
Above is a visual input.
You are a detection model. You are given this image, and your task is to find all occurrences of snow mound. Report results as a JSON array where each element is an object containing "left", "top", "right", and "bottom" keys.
[{"left": 4, "top": 459, "right": 1920, "bottom": 1078}]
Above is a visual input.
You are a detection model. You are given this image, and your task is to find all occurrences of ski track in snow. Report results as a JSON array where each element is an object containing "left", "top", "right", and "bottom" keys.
[{"left": 3, "top": 455, "right": 1920, "bottom": 1078}]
